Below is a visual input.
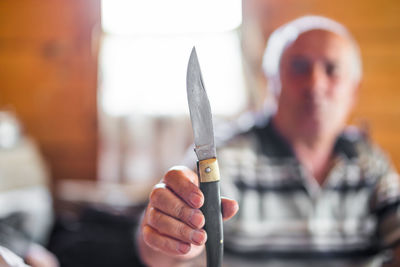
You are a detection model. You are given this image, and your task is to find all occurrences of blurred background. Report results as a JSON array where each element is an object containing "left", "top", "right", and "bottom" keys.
[{"left": 0, "top": 0, "right": 399, "bottom": 265}]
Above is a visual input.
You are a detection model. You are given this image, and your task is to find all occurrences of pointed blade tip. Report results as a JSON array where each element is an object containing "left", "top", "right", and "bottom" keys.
[{"left": 189, "top": 46, "right": 198, "bottom": 60}]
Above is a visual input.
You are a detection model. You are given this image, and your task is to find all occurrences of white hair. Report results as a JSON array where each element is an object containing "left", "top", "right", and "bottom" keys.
[{"left": 262, "top": 15, "right": 362, "bottom": 96}]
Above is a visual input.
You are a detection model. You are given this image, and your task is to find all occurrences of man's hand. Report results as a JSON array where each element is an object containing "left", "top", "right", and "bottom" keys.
[{"left": 138, "top": 166, "right": 238, "bottom": 266}]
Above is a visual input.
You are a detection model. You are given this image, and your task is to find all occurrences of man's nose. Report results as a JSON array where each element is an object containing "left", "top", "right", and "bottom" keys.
[{"left": 306, "top": 64, "right": 328, "bottom": 94}]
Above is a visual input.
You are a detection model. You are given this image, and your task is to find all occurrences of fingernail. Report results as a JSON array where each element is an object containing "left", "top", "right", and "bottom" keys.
[
  {"left": 191, "top": 229, "right": 206, "bottom": 245},
  {"left": 178, "top": 243, "right": 190, "bottom": 253},
  {"left": 189, "top": 209, "right": 204, "bottom": 228},
  {"left": 189, "top": 192, "right": 203, "bottom": 207}
]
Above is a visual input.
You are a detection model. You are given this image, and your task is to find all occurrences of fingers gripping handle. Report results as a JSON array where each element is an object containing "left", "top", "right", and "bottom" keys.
[{"left": 197, "top": 158, "right": 223, "bottom": 267}]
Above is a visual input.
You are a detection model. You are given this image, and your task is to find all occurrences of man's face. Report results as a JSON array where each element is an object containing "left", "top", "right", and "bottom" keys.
[{"left": 276, "top": 30, "right": 359, "bottom": 139}]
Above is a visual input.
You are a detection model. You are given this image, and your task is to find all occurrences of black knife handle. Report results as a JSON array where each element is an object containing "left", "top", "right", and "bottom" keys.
[{"left": 197, "top": 159, "right": 223, "bottom": 267}]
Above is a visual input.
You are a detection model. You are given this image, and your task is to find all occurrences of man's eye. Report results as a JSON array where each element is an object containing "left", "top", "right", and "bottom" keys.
[
  {"left": 326, "top": 63, "right": 338, "bottom": 77},
  {"left": 291, "top": 59, "right": 310, "bottom": 75}
]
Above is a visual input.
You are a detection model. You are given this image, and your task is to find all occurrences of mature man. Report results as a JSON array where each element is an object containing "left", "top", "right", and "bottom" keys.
[{"left": 136, "top": 16, "right": 400, "bottom": 266}]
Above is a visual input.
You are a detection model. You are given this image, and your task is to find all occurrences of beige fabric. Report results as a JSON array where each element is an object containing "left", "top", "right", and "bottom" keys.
[
  {"left": 0, "top": 138, "right": 49, "bottom": 192},
  {"left": 0, "top": 137, "right": 53, "bottom": 244}
]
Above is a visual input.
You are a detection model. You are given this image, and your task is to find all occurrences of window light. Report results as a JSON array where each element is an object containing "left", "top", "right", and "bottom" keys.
[{"left": 101, "top": 0, "right": 242, "bottom": 35}]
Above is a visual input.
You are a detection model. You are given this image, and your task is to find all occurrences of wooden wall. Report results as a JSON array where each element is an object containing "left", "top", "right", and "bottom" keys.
[
  {"left": 0, "top": 1, "right": 101, "bottom": 181},
  {"left": 242, "top": 0, "right": 400, "bottom": 170},
  {"left": 0, "top": 0, "right": 398, "bottom": 183}
]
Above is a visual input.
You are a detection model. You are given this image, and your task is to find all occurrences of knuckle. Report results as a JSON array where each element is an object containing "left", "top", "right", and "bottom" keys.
[
  {"left": 149, "top": 234, "right": 163, "bottom": 250},
  {"left": 173, "top": 202, "right": 186, "bottom": 220},
  {"left": 148, "top": 208, "right": 162, "bottom": 227},
  {"left": 176, "top": 223, "right": 190, "bottom": 239},
  {"left": 149, "top": 187, "right": 164, "bottom": 205},
  {"left": 164, "top": 168, "right": 185, "bottom": 182},
  {"left": 143, "top": 225, "right": 175, "bottom": 253},
  {"left": 142, "top": 226, "right": 155, "bottom": 246}
]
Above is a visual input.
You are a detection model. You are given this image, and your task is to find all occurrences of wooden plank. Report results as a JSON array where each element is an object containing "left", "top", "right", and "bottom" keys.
[{"left": 0, "top": 0, "right": 100, "bottom": 181}]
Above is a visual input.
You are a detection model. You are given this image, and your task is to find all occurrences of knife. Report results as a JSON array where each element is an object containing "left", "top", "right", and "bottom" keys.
[{"left": 186, "top": 47, "right": 223, "bottom": 267}]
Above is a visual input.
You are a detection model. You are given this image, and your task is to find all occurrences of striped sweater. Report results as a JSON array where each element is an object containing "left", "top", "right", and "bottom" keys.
[{"left": 216, "top": 120, "right": 400, "bottom": 267}]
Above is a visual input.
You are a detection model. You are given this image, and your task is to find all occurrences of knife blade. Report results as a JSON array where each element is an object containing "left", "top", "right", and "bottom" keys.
[{"left": 186, "top": 47, "right": 223, "bottom": 267}]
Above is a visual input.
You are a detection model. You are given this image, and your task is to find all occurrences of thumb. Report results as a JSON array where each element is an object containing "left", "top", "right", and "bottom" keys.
[{"left": 221, "top": 197, "right": 239, "bottom": 221}]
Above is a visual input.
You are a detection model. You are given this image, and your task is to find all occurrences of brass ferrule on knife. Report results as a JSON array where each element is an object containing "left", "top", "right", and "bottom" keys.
[{"left": 198, "top": 158, "right": 220, "bottom": 183}]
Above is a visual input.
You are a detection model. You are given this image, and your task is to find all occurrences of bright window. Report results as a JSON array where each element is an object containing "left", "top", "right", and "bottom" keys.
[{"left": 100, "top": 0, "right": 246, "bottom": 116}]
